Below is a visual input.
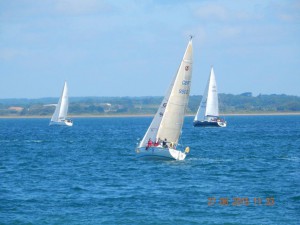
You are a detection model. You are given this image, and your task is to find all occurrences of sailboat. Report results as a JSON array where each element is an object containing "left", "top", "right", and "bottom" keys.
[
  {"left": 135, "top": 38, "right": 193, "bottom": 160},
  {"left": 193, "top": 67, "right": 226, "bottom": 127},
  {"left": 49, "top": 81, "right": 73, "bottom": 126}
]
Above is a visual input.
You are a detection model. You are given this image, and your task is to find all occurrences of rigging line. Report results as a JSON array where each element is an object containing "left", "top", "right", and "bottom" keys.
[{"left": 177, "top": 129, "right": 184, "bottom": 149}]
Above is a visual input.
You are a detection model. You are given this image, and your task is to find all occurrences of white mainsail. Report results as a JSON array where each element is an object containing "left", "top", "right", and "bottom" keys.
[
  {"left": 194, "top": 67, "right": 219, "bottom": 121},
  {"left": 51, "top": 82, "right": 69, "bottom": 123},
  {"left": 139, "top": 40, "right": 193, "bottom": 147}
]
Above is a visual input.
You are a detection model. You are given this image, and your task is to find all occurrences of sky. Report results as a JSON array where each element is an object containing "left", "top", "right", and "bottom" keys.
[{"left": 0, "top": 0, "right": 299, "bottom": 98}]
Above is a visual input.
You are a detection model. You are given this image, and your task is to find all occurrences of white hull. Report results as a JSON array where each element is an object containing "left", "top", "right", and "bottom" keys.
[
  {"left": 136, "top": 147, "right": 186, "bottom": 161},
  {"left": 50, "top": 120, "right": 73, "bottom": 127}
]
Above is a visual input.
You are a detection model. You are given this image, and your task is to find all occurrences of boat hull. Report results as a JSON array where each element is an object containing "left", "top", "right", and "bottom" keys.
[
  {"left": 193, "top": 120, "right": 226, "bottom": 127},
  {"left": 136, "top": 147, "right": 186, "bottom": 161},
  {"left": 50, "top": 120, "right": 73, "bottom": 127}
]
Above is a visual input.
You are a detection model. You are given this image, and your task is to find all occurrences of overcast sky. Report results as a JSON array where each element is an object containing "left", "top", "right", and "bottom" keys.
[{"left": 0, "top": 0, "right": 299, "bottom": 98}]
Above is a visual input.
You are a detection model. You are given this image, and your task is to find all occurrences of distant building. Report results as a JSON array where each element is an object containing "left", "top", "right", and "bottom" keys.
[{"left": 8, "top": 106, "right": 23, "bottom": 112}]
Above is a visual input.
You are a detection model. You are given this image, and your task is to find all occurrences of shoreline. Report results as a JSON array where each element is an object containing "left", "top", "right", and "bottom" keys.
[
  {"left": 220, "top": 112, "right": 300, "bottom": 116},
  {"left": 1, "top": 112, "right": 300, "bottom": 119}
]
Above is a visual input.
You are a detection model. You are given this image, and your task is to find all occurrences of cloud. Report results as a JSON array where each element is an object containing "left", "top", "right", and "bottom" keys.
[
  {"left": 276, "top": 1, "right": 300, "bottom": 22},
  {"left": 192, "top": 1, "right": 268, "bottom": 23},
  {"left": 0, "top": 48, "right": 26, "bottom": 61},
  {"left": 257, "top": 0, "right": 299, "bottom": 23},
  {"left": 194, "top": 4, "right": 228, "bottom": 21},
  {"left": 219, "top": 26, "right": 241, "bottom": 39},
  {"left": 278, "top": 13, "right": 294, "bottom": 22},
  {"left": 54, "top": 0, "right": 113, "bottom": 15}
]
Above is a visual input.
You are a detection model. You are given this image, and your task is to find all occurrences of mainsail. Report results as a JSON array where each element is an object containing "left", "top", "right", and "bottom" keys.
[
  {"left": 139, "top": 40, "right": 193, "bottom": 147},
  {"left": 194, "top": 67, "right": 219, "bottom": 121},
  {"left": 51, "top": 82, "right": 69, "bottom": 122}
]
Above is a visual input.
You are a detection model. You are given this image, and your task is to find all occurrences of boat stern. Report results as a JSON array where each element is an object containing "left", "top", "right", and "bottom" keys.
[
  {"left": 217, "top": 121, "right": 227, "bottom": 127},
  {"left": 64, "top": 120, "right": 73, "bottom": 126}
]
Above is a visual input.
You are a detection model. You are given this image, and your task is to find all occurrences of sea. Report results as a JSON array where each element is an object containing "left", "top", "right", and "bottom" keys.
[{"left": 0, "top": 115, "right": 299, "bottom": 224}]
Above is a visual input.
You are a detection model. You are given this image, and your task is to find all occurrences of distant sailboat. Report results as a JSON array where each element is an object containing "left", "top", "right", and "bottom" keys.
[
  {"left": 193, "top": 67, "right": 226, "bottom": 127},
  {"left": 136, "top": 38, "right": 193, "bottom": 160},
  {"left": 49, "top": 81, "right": 73, "bottom": 126}
]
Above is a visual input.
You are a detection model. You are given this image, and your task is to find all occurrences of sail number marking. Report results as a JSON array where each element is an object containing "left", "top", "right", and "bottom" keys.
[
  {"left": 182, "top": 80, "right": 191, "bottom": 86},
  {"left": 179, "top": 89, "right": 189, "bottom": 94},
  {"left": 180, "top": 80, "right": 191, "bottom": 94}
]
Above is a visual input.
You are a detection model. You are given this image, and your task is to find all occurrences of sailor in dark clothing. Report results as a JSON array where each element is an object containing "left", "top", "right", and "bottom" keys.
[{"left": 162, "top": 138, "right": 168, "bottom": 148}]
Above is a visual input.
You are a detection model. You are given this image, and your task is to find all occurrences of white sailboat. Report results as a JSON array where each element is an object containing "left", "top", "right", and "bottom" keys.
[
  {"left": 136, "top": 39, "right": 193, "bottom": 160},
  {"left": 49, "top": 81, "right": 73, "bottom": 126},
  {"left": 193, "top": 67, "right": 226, "bottom": 127}
]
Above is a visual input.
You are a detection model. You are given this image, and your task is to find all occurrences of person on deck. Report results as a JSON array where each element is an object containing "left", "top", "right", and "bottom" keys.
[
  {"left": 162, "top": 138, "right": 168, "bottom": 148},
  {"left": 154, "top": 138, "right": 161, "bottom": 146},
  {"left": 146, "top": 138, "right": 153, "bottom": 150}
]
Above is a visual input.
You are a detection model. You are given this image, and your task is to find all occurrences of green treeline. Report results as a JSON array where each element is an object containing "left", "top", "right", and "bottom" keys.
[{"left": 0, "top": 93, "right": 300, "bottom": 116}]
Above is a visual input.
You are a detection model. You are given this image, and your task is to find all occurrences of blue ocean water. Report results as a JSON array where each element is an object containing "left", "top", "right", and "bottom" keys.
[{"left": 0, "top": 116, "right": 299, "bottom": 224}]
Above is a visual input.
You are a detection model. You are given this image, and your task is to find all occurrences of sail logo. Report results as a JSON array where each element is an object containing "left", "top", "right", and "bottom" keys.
[{"left": 185, "top": 66, "right": 189, "bottom": 71}]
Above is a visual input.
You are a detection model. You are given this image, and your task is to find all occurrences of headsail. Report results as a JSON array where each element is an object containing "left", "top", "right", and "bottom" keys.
[
  {"left": 51, "top": 82, "right": 69, "bottom": 122},
  {"left": 138, "top": 74, "right": 176, "bottom": 148}
]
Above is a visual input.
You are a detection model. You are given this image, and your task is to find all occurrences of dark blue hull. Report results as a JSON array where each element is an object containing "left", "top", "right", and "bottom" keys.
[{"left": 193, "top": 120, "right": 226, "bottom": 127}]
